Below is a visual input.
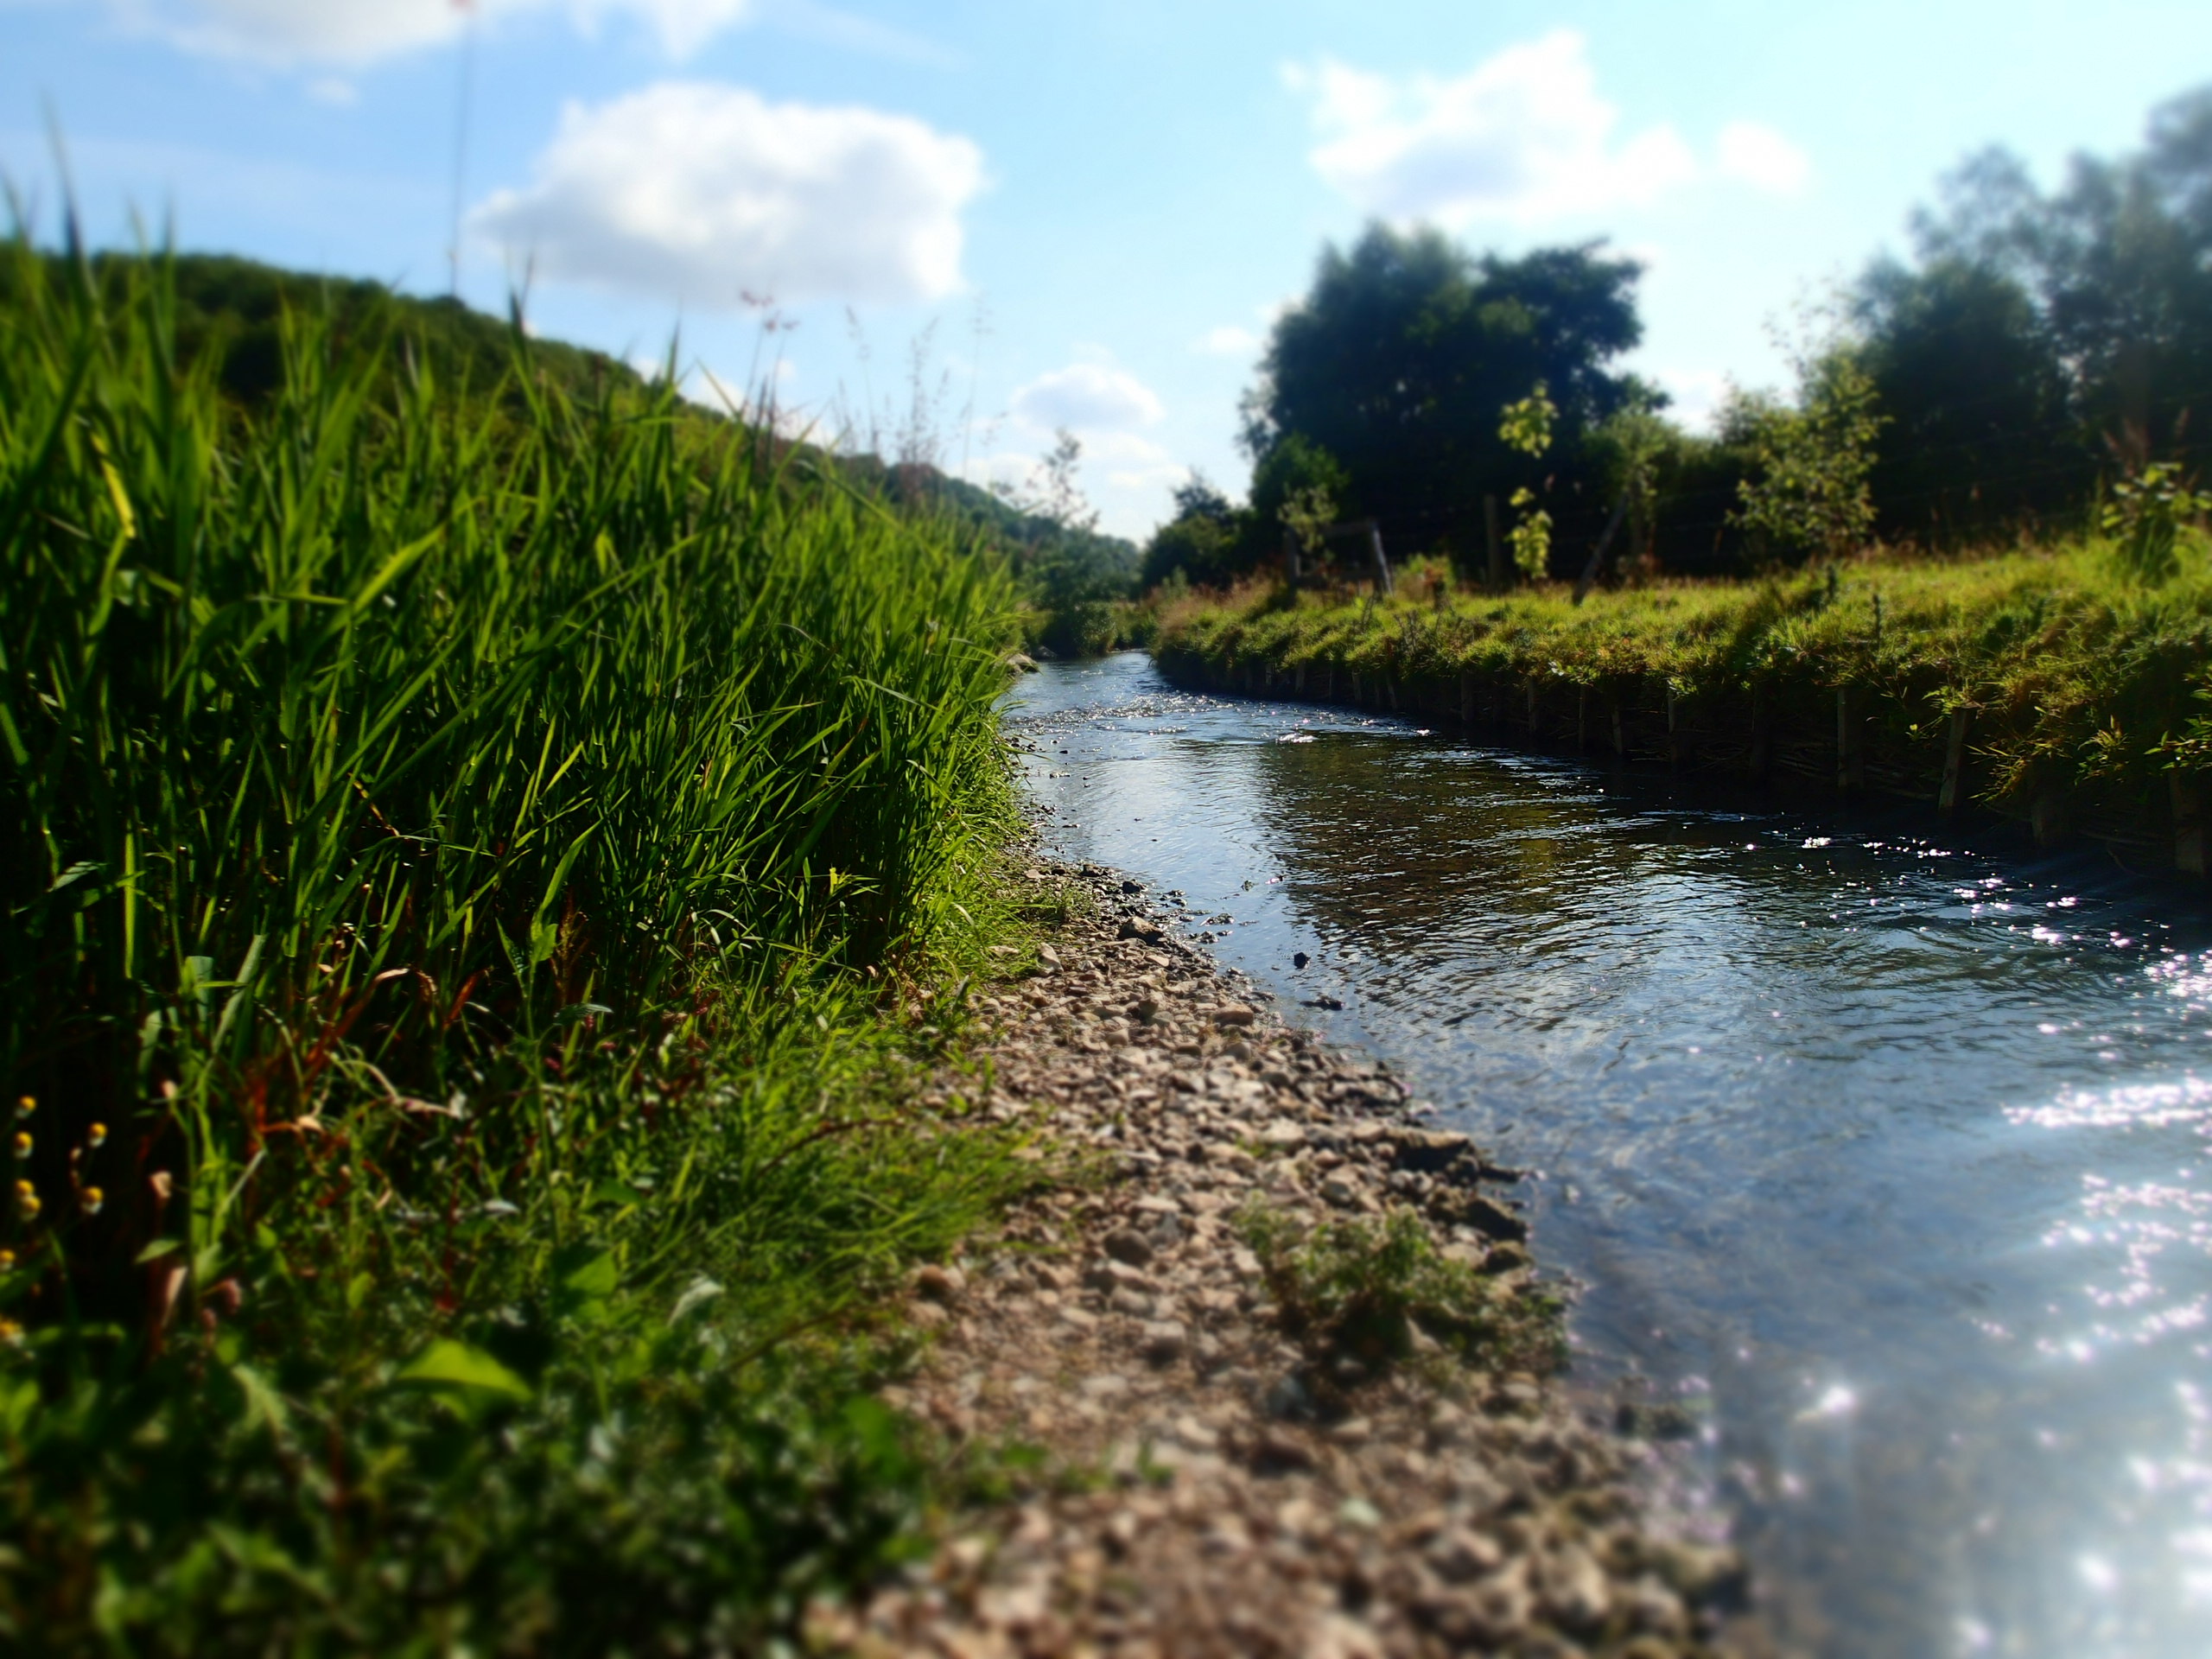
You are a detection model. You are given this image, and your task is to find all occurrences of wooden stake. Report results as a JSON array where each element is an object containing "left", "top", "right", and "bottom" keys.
[{"left": 1938, "top": 708, "right": 1970, "bottom": 816}]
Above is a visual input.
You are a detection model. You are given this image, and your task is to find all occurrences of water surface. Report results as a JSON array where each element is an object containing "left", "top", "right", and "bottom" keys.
[{"left": 1008, "top": 651, "right": 2212, "bottom": 1659}]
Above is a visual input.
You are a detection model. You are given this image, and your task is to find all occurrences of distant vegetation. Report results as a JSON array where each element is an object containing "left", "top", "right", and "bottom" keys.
[
  {"left": 0, "top": 235, "right": 1046, "bottom": 1649},
  {"left": 1157, "top": 531, "right": 2212, "bottom": 823},
  {"left": 1145, "top": 85, "right": 2212, "bottom": 590}
]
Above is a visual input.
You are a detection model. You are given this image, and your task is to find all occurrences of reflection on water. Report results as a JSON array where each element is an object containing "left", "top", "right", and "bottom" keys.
[{"left": 1008, "top": 652, "right": 2212, "bottom": 1659}]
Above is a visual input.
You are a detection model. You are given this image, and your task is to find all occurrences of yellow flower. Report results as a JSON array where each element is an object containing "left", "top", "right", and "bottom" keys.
[
  {"left": 86, "top": 1123, "right": 106, "bottom": 1149},
  {"left": 0, "top": 1249, "right": 15, "bottom": 1271},
  {"left": 80, "top": 1186, "right": 104, "bottom": 1217},
  {"left": 13, "top": 1096, "right": 30, "bottom": 1120},
  {"left": 0, "top": 1317, "right": 21, "bottom": 1346},
  {"left": 14, "top": 1180, "right": 39, "bottom": 1223},
  {"left": 11, "top": 1132, "right": 29, "bottom": 1160}
]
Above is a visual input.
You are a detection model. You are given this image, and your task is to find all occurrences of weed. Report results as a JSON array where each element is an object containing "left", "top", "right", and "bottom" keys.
[{"left": 1236, "top": 1203, "right": 1567, "bottom": 1391}]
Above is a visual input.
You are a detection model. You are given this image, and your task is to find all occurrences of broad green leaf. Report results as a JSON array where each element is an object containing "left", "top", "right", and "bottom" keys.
[{"left": 393, "top": 1339, "right": 531, "bottom": 1401}]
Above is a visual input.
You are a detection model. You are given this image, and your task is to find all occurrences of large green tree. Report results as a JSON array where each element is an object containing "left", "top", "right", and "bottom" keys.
[{"left": 1242, "top": 224, "right": 1647, "bottom": 570}]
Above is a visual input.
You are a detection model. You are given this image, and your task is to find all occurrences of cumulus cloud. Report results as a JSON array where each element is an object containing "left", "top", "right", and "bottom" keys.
[
  {"left": 1009, "top": 362, "right": 1164, "bottom": 432},
  {"left": 1716, "top": 120, "right": 1812, "bottom": 194},
  {"left": 469, "top": 82, "right": 984, "bottom": 307},
  {"left": 118, "top": 0, "right": 754, "bottom": 67},
  {"left": 1286, "top": 31, "right": 1694, "bottom": 226},
  {"left": 1286, "top": 31, "right": 1808, "bottom": 226}
]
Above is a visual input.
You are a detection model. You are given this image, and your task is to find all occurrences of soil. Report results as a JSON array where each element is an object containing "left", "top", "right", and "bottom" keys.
[{"left": 814, "top": 859, "right": 1764, "bottom": 1659}]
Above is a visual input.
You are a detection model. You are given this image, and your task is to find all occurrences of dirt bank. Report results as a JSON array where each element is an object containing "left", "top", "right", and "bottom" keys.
[{"left": 816, "top": 861, "right": 1760, "bottom": 1659}]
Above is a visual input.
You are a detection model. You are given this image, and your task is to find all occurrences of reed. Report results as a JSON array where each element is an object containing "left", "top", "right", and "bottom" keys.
[{"left": 0, "top": 236, "right": 1033, "bottom": 1649}]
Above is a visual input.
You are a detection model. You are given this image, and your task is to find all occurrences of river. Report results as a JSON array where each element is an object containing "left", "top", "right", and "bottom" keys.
[{"left": 1007, "top": 650, "right": 2212, "bottom": 1659}]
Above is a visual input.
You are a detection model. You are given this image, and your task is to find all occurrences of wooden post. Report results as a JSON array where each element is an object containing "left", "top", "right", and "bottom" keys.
[
  {"left": 1836, "top": 686, "right": 1864, "bottom": 791},
  {"left": 1368, "top": 520, "right": 1394, "bottom": 596},
  {"left": 1938, "top": 709, "right": 1971, "bottom": 817},
  {"left": 2175, "top": 773, "right": 2208, "bottom": 877},
  {"left": 1484, "top": 495, "right": 1503, "bottom": 593},
  {"left": 1572, "top": 496, "right": 1629, "bottom": 606}
]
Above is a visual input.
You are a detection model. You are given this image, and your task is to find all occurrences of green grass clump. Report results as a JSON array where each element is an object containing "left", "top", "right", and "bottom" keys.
[
  {"left": 1237, "top": 1203, "right": 1567, "bottom": 1390},
  {"left": 0, "top": 236, "right": 1038, "bottom": 1649},
  {"left": 1159, "top": 542, "right": 2212, "bottom": 806}
]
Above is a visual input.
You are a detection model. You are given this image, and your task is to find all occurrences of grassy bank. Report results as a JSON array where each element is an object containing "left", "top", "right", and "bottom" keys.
[
  {"left": 0, "top": 241, "right": 1040, "bottom": 1651},
  {"left": 1156, "top": 545, "right": 2212, "bottom": 859}
]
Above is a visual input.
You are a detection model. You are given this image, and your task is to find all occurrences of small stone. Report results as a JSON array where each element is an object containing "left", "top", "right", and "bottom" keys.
[
  {"left": 1427, "top": 1526, "right": 1503, "bottom": 1584},
  {"left": 1258, "top": 1121, "right": 1307, "bottom": 1151},
  {"left": 912, "top": 1263, "right": 966, "bottom": 1305},
  {"left": 1140, "top": 1320, "right": 1187, "bottom": 1363},
  {"left": 1103, "top": 1229, "right": 1155, "bottom": 1268},
  {"left": 1036, "top": 944, "right": 1061, "bottom": 969},
  {"left": 1328, "top": 1415, "right": 1373, "bottom": 1446},
  {"left": 1214, "top": 1004, "right": 1259, "bottom": 1027},
  {"left": 1651, "top": 1541, "right": 1748, "bottom": 1607},
  {"left": 909, "top": 1302, "right": 950, "bottom": 1329},
  {"left": 1058, "top": 1304, "right": 1098, "bottom": 1330},
  {"left": 1336, "top": 1497, "right": 1382, "bottom": 1531},
  {"left": 1109, "top": 1286, "right": 1156, "bottom": 1319},
  {"left": 1250, "top": 1427, "right": 1316, "bottom": 1471},
  {"left": 1081, "top": 1373, "right": 1130, "bottom": 1400},
  {"left": 1320, "top": 1173, "right": 1363, "bottom": 1207},
  {"left": 1084, "top": 1259, "right": 1150, "bottom": 1294},
  {"left": 1541, "top": 1542, "right": 1611, "bottom": 1633}
]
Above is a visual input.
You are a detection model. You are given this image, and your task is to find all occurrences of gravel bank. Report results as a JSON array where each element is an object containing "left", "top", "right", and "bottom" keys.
[{"left": 820, "top": 860, "right": 1756, "bottom": 1659}]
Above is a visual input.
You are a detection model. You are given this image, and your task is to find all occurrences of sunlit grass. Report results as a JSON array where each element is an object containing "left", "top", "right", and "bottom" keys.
[{"left": 1158, "top": 540, "right": 2212, "bottom": 804}]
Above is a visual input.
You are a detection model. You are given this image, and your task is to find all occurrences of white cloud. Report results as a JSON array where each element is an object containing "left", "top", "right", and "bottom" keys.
[
  {"left": 1287, "top": 31, "right": 1696, "bottom": 227},
  {"left": 1286, "top": 31, "right": 1808, "bottom": 228},
  {"left": 1009, "top": 362, "right": 1164, "bottom": 432},
  {"left": 1716, "top": 121, "right": 1811, "bottom": 195},
  {"left": 120, "top": 0, "right": 754, "bottom": 67},
  {"left": 469, "top": 82, "right": 984, "bottom": 307},
  {"left": 1194, "top": 324, "right": 1261, "bottom": 358}
]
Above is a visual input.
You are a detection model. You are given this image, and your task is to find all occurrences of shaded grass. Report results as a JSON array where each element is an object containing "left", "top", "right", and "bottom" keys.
[
  {"left": 0, "top": 237, "right": 1046, "bottom": 1649},
  {"left": 1157, "top": 541, "right": 2212, "bottom": 806}
]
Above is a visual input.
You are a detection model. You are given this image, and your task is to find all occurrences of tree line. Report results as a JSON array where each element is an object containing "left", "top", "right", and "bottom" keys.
[{"left": 1144, "top": 83, "right": 2212, "bottom": 590}]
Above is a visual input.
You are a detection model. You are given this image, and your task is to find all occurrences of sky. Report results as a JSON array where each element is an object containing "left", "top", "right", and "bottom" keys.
[{"left": 3, "top": 1, "right": 2206, "bottom": 540}]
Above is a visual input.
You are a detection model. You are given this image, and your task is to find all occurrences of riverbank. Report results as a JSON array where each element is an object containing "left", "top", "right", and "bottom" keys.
[
  {"left": 866, "top": 855, "right": 1752, "bottom": 1659},
  {"left": 1153, "top": 549, "right": 2212, "bottom": 874}
]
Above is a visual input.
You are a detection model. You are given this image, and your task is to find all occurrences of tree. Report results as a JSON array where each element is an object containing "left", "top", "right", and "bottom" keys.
[
  {"left": 1139, "top": 471, "right": 1249, "bottom": 589},
  {"left": 1853, "top": 254, "right": 2084, "bottom": 541},
  {"left": 1729, "top": 347, "right": 1886, "bottom": 563},
  {"left": 1243, "top": 224, "right": 1645, "bottom": 562},
  {"left": 1888, "top": 86, "right": 2212, "bottom": 499}
]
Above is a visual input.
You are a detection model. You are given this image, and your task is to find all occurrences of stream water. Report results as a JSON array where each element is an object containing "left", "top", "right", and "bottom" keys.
[{"left": 1007, "top": 651, "right": 2212, "bottom": 1659}]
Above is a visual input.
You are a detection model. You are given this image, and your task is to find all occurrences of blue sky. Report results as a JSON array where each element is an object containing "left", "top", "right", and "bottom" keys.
[{"left": 3, "top": 0, "right": 2205, "bottom": 538}]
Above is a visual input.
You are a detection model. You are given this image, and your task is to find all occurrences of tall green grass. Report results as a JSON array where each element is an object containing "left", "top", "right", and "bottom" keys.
[{"left": 0, "top": 238, "right": 1032, "bottom": 1650}]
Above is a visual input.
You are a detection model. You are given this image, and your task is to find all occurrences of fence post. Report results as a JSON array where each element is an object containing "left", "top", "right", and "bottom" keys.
[
  {"left": 2175, "top": 773, "right": 2207, "bottom": 877},
  {"left": 1938, "top": 708, "right": 1971, "bottom": 817},
  {"left": 1368, "top": 521, "right": 1394, "bottom": 596},
  {"left": 1836, "top": 686, "right": 1865, "bottom": 791}
]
